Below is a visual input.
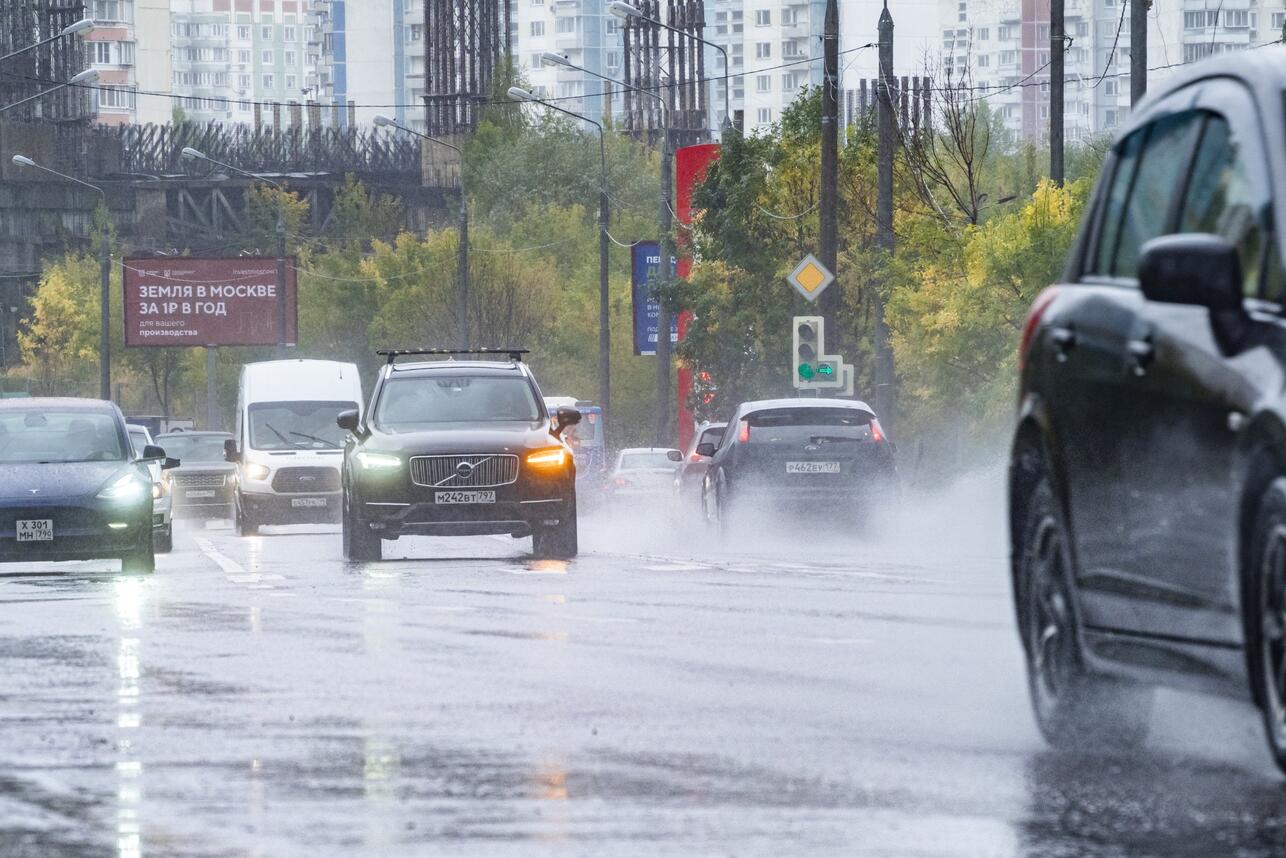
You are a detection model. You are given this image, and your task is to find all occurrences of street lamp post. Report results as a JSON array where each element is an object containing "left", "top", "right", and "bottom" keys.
[
  {"left": 609, "top": 1, "right": 732, "bottom": 133},
  {"left": 540, "top": 52, "right": 675, "bottom": 444},
  {"left": 0, "top": 69, "right": 100, "bottom": 117},
  {"left": 0, "top": 18, "right": 94, "bottom": 64},
  {"left": 507, "top": 86, "right": 613, "bottom": 424},
  {"left": 180, "top": 147, "right": 290, "bottom": 351},
  {"left": 12, "top": 154, "right": 111, "bottom": 401},
  {"left": 374, "top": 114, "right": 469, "bottom": 350}
]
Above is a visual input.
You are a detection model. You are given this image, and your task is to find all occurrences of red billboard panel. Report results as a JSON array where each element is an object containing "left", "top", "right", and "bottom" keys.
[{"left": 123, "top": 256, "right": 298, "bottom": 347}]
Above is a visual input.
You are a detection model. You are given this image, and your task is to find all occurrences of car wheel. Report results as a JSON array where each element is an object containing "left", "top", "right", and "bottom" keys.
[
  {"left": 234, "top": 493, "right": 259, "bottom": 537},
  {"left": 1020, "top": 476, "right": 1151, "bottom": 748},
  {"left": 533, "top": 497, "right": 578, "bottom": 560},
  {"left": 342, "top": 489, "right": 381, "bottom": 562},
  {"left": 154, "top": 523, "right": 173, "bottom": 554},
  {"left": 701, "top": 473, "right": 721, "bottom": 536},
  {"left": 1245, "top": 478, "right": 1286, "bottom": 775},
  {"left": 121, "top": 537, "right": 155, "bottom": 575}
]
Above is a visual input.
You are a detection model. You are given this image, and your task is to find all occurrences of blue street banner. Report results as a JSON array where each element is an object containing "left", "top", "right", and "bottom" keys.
[{"left": 631, "top": 241, "right": 680, "bottom": 356}]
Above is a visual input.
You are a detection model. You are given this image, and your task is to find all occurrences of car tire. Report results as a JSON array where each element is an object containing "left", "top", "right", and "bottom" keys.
[
  {"left": 1019, "top": 476, "right": 1151, "bottom": 748},
  {"left": 533, "top": 498, "right": 578, "bottom": 560},
  {"left": 121, "top": 538, "right": 155, "bottom": 575},
  {"left": 1244, "top": 478, "right": 1286, "bottom": 775},
  {"left": 154, "top": 523, "right": 173, "bottom": 554},
  {"left": 234, "top": 493, "right": 259, "bottom": 537},
  {"left": 342, "top": 490, "right": 382, "bottom": 562}
]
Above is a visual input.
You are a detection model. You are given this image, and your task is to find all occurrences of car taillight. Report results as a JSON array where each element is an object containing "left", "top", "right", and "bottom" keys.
[
  {"left": 1018, "top": 287, "right": 1060, "bottom": 371},
  {"left": 738, "top": 420, "right": 750, "bottom": 443},
  {"left": 614, "top": 477, "right": 630, "bottom": 487},
  {"left": 690, "top": 452, "right": 703, "bottom": 462},
  {"left": 871, "top": 419, "right": 886, "bottom": 443}
]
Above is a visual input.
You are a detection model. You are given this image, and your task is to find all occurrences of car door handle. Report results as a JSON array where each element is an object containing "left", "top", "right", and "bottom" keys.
[
  {"left": 1127, "top": 338, "right": 1155, "bottom": 375},
  {"left": 1049, "top": 326, "right": 1077, "bottom": 361}
]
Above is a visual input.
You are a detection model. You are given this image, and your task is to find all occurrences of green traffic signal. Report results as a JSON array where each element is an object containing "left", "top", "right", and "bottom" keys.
[
  {"left": 798, "top": 363, "right": 815, "bottom": 380},
  {"left": 817, "top": 364, "right": 835, "bottom": 376}
]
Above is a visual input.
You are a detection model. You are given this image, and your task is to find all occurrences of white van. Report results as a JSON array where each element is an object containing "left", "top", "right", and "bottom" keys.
[{"left": 225, "top": 360, "right": 363, "bottom": 535}]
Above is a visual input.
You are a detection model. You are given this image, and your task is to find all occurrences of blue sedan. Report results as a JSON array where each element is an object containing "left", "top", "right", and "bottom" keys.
[{"left": 0, "top": 398, "right": 177, "bottom": 574}]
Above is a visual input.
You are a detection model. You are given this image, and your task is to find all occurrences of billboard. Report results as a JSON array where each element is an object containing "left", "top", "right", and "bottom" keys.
[
  {"left": 123, "top": 256, "right": 298, "bottom": 347},
  {"left": 630, "top": 242, "right": 679, "bottom": 356}
]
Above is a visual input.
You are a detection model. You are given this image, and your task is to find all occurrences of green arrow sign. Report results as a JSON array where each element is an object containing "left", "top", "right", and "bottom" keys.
[{"left": 817, "top": 364, "right": 835, "bottom": 376}]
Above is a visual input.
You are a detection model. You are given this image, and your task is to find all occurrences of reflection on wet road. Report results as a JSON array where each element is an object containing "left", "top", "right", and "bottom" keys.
[{"left": 2, "top": 486, "right": 1286, "bottom": 856}]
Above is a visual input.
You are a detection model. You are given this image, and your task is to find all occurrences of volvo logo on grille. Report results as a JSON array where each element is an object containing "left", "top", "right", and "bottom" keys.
[
  {"left": 455, "top": 461, "right": 475, "bottom": 478},
  {"left": 26, "top": 489, "right": 39, "bottom": 495}
]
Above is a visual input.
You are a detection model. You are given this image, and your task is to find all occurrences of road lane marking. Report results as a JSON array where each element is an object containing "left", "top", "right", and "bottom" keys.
[{"left": 194, "top": 537, "right": 285, "bottom": 587}]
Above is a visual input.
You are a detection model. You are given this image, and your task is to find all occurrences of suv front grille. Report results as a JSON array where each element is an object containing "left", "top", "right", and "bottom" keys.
[
  {"left": 410, "top": 454, "right": 519, "bottom": 488},
  {"left": 271, "top": 466, "right": 341, "bottom": 493},
  {"left": 175, "top": 473, "right": 227, "bottom": 488}
]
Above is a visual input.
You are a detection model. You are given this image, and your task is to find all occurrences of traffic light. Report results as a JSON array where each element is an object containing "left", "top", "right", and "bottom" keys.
[
  {"left": 794, "top": 316, "right": 821, "bottom": 385},
  {"left": 793, "top": 316, "right": 843, "bottom": 390}
]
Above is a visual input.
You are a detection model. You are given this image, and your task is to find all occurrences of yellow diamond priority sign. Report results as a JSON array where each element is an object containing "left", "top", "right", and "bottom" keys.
[{"left": 786, "top": 253, "right": 834, "bottom": 303}]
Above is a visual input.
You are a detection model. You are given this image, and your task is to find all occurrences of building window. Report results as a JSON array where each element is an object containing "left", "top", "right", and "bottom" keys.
[
  {"left": 286, "top": 74, "right": 296, "bottom": 91},
  {"left": 1105, "top": 109, "right": 1117, "bottom": 126},
  {"left": 238, "top": 49, "right": 250, "bottom": 64},
  {"left": 98, "top": 85, "right": 136, "bottom": 109},
  {"left": 976, "top": 27, "right": 989, "bottom": 40},
  {"left": 755, "top": 42, "right": 770, "bottom": 59},
  {"left": 237, "top": 25, "right": 250, "bottom": 40},
  {"left": 92, "top": 0, "right": 130, "bottom": 22},
  {"left": 756, "top": 74, "right": 770, "bottom": 92},
  {"left": 261, "top": 25, "right": 273, "bottom": 41},
  {"left": 263, "top": 74, "right": 274, "bottom": 89},
  {"left": 410, "top": 24, "right": 423, "bottom": 41},
  {"left": 556, "top": 16, "right": 576, "bottom": 34},
  {"left": 1224, "top": 9, "right": 1249, "bottom": 27},
  {"left": 756, "top": 107, "right": 772, "bottom": 124},
  {"left": 997, "top": 25, "right": 1012, "bottom": 40},
  {"left": 755, "top": 9, "right": 770, "bottom": 26},
  {"left": 261, "top": 50, "right": 273, "bottom": 64},
  {"left": 285, "top": 51, "right": 296, "bottom": 66},
  {"left": 976, "top": 53, "right": 989, "bottom": 67},
  {"left": 1104, "top": 79, "right": 1117, "bottom": 95},
  {"left": 530, "top": 21, "right": 545, "bottom": 36},
  {"left": 284, "top": 26, "right": 296, "bottom": 40}
]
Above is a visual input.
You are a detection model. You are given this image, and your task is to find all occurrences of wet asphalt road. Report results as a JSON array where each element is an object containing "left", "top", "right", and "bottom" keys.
[{"left": 4, "top": 480, "right": 1286, "bottom": 857}]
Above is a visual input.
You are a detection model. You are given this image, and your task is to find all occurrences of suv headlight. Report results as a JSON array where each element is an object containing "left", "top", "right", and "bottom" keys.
[
  {"left": 99, "top": 474, "right": 147, "bottom": 503},
  {"left": 245, "top": 463, "right": 271, "bottom": 481},
  {"left": 151, "top": 480, "right": 167, "bottom": 499},
  {"left": 526, "top": 447, "right": 569, "bottom": 469},
  {"left": 356, "top": 451, "right": 402, "bottom": 470}
]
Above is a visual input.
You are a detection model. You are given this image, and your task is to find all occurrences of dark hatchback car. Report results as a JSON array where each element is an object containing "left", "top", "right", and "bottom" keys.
[
  {"left": 156, "top": 431, "right": 235, "bottom": 518},
  {"left": 338, "top": 350, "right": 581, "bottom": 562},
  {"left": 701, "top": 399, "right": 895, "bottom": 537},
  {"left": 0, "top": 398, "right": 175, "bottom": 574},
  {"left": 1009, "top": 49, "right": 1286, "bottom": 771}
]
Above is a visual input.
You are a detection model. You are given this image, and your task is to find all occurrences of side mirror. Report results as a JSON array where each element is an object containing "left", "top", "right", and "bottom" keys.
[
  {"left": 695, "top": 443, "right": 717, "bottom": 457},
  {"left": 223, "top": 438, "right": 241, "bottom": 463},
  {"left": 552, "top": 407, "right": 582, "bottom": 437},
  {"left": 140, "top": 444, "right": 166, "bottom": 462},
  {"left": 336, "top": 409, "right": 360, "bottom": 432},
  {"left": 1139, "top": 233, "right": 1243, "bottom": 313},
  {"left": 666, "top": 449, "right": 682, "bottom": 463},
  {"left": 162, "top": 457, "right": 181, "bottom": 470}
]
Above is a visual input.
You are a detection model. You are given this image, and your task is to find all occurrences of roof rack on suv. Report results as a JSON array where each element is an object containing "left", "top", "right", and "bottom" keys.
[{"left": 377, "top": 348, "right": 530, "bottom": 365}]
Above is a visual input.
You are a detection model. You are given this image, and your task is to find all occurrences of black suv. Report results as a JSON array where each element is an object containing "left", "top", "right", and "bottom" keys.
[
  {"left": 1010, "top": 50, "right": 1286, "bottom": 771},
  {"left": 337, "top": 350, "right": 581, "bottom": 562}
]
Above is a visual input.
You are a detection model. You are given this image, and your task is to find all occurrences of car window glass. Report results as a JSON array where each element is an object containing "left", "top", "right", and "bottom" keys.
[
  {"left": 620, "top": 452, "right": 677, "bottom": 469},
  {"left": 1112, "top": 112, "right": 1204, "bottom": 278},
  {"left": 156, "top": 435, "right": 230, "bottom": 462},
  {"left": 248, "top": 401, "right": 355, "bottom": 450},
  {"left": 374, "top": 376, "right": 539, "bottom": 428},
  {"left": 129, "top": 430, "right": 149, "bottom": 457},
  {"left": 1091, "top": 131, "right": 1143, "bottom": 276},
  {"left": 0, "top": 409, "right": 126, "bottom": 464},
  {"left": 1177, "top": 115, "right": 1265, "bottom": 298},
  {"left": 699, "top": 427, "right": 724, "bottom": 448}
]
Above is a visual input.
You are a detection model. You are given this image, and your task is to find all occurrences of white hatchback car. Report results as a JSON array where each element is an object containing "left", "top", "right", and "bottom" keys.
[{"left": 127, "top": 424, "right": 173, "bottom": 553}]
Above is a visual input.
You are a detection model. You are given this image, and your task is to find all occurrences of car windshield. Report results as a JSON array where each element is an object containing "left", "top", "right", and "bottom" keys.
[
  {"left": 699, "top": 427, "right": 725, "bottom": 448},
  {"left": 0, "top": 408, "right": 126, "bottom": 464},
  {"left": 744, "top": 407, "right": 875, "bottom": 442},
  {"left": 248, "top": 401, "right": 355, "bottom": 451},
  {"left": 374, "top": 376, "right": 540, "bottom": 427},
  {"left": 157, "top": 434, "right": 230, "bottom": 462},
  {"left": 620, "top": 451, "right": 677, "bottom": 470},
  {"left": 563, "top": 410, "right": 604, "bottom": 446}
]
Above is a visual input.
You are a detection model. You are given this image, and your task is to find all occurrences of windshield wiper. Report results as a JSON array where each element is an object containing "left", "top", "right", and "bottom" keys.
[
  {"left": 289, "top": 430, "right": 340, "bottom": 448},
  {"left": 263, "top": 422, "right": 305, "bottom": 449}
]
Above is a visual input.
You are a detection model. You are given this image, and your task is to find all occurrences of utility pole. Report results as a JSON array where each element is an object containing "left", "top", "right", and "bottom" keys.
[
  {"left": 819, "top": 0, "right": 840, "bottom": 340},
  {"left": 275, "top": 205, "right": 288, "bottom": 352},
  {"left": 206, "top": 347, "right": 218, "bottom": 429},
  {"left": 1050, "top": 0, "right": 1065, "bottom": 186},
  {"left": 99, "top": 220, "right": 111, "bottom": 401},
  {"left": 1131, "top": 0, "right": 1148, "bottom": 106},
  {"left": 874, "top": 3, "right": 896, "bottom": 424},
  {"left": 656, "top": 133, "right": 673, "bottom": 445}
]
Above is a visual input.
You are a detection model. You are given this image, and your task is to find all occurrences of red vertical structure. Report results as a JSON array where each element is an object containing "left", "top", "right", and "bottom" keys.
[{"left": 672, "top": 143, "right": 721, "bottom": 452}]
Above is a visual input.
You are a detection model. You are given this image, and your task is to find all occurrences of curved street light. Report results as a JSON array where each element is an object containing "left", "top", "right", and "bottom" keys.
[
  {"left": 12, "top": 154, "right": 111, "bottom": 401},
  {"left": 0, "top": 69, "right": 99, "bottom": 115},
  {"left": 0, "top": 18, "right": 95, "bottom": 65},
  {"left": 374, "top": 113, "right": 469, "bottom": 350},
  {"left": 507, "top": 86, "right": 614, "bottom": 421}
]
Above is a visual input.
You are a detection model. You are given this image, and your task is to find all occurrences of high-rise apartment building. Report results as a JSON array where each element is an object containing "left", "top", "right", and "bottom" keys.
[
  {"left": 513, "top": 0, "right": 619, "bottom": 125},
  {"left": 84, "top": 0, "right": 171, "bottom": 125},
  {"left": 308, "top": 0, "right": 418, "bottom": 129}
]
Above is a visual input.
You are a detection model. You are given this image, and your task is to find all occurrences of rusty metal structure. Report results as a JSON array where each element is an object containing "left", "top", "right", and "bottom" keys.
[
  {"left": 621, "top": 0, "right": 709, "bottom": 146},
  {"left": 844, "top": 76, "right": 933, "bottom": 138},
  {"left": 0, "top": 0, "right": 92, "bottom": 124},
  {"left": 424, "top": 0, "right": 508, "bottom": 136}
]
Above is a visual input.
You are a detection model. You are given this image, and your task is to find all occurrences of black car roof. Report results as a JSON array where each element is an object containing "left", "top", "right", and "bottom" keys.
[{"left": 0, "top": 397, "right": 117, "bottom": 412}]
